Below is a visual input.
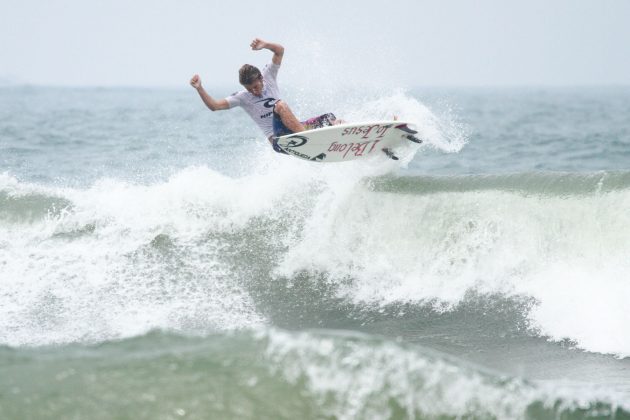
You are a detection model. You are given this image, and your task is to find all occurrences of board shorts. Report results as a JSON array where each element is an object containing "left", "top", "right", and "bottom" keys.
[{"left": 272, "top": 111, "right": 337, "bottom": 137}]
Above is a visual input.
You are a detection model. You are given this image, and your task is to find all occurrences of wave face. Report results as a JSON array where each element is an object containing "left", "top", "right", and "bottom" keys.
[{"left": 2, "top": 168, "right": 630, "bottom": 359}]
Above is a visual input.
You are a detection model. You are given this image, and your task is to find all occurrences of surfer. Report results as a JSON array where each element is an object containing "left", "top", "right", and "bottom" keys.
[{"left": 190, "top": 38, "right": 338, "bottom": 152}]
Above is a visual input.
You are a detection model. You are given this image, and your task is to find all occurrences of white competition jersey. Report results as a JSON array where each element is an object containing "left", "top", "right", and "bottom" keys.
[{"left": 226, "top": 63, "right": 281, "bottom": 138}]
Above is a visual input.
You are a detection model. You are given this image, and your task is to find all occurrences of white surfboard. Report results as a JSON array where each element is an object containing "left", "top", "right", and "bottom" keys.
[{"left": 273, "top": 121, "right": 422, "bottom": 162}]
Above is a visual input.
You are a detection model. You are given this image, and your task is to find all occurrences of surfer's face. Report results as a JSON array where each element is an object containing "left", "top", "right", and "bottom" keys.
[{"left": 243, "top": 76, "right": 263, "bottom": 96}]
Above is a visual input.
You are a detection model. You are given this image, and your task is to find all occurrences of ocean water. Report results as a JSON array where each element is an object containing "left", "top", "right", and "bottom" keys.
[{"left": 1, "top": 85, "right": 629, "bottom": 419}]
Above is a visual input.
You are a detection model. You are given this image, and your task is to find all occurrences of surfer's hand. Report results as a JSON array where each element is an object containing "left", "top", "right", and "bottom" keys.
[
  {"left": 250, "top": 38, "right": 266, "bottom": 51},
  {"left": 190, "top": 74, "right": 202, "bottom": 89}
]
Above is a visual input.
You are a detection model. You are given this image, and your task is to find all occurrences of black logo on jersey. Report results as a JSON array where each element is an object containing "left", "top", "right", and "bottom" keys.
[{"left": 255, "top": 98, "right": 278, "bottom": 108}]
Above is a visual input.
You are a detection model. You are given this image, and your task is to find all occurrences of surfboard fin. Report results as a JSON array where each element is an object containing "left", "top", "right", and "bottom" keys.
[
  {"left": 382, "top": 148, "right": 399, "bottom": 160},
  {"left": 396, "top": 123, "right": 423, "bottom": 143},
  {"left": 396, "top": 124, "right": 418, "bottom": 134}
]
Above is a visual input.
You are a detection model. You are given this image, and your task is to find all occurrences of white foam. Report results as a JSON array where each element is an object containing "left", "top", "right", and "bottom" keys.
[
  {"left": 3, "top": 158, "right": 630, "bottom": 357},
  {"left": 0, "top": 167, "right": 276, "bottom": 346}
]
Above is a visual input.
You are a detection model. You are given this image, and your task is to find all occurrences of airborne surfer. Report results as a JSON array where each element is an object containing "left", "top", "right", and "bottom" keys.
[{"left": 190, "top": 38, "right": 338, "bottom": 152}]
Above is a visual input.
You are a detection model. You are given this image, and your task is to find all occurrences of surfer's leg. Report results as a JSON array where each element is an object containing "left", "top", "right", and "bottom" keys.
[
  {"left": 274, "top": 101, "right": 305, "bottom": 133},
  {"left": 272, "top": 112, "right": 293, "bottom": 137}
]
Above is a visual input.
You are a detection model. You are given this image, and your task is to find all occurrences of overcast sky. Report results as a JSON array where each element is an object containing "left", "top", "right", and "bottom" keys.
[{"left": 1, "top": 0, "right": 629, "bottom": 88}]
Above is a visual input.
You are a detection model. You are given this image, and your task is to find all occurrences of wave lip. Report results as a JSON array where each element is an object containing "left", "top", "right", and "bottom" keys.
[{"left": 368, "top": 170, "right": 630, "bottom": 196}]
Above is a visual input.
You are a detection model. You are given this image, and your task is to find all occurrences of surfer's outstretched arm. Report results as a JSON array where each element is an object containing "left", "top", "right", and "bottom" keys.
[
  {"left": 250, "top": 38, "right": 284, "bottom": 65},
  {"left": 189, "top": 74, "right": 229, "bottom": 111}
]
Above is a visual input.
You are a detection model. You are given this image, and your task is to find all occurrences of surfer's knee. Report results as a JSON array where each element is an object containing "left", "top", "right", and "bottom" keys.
[
  {"left": 274, "top": 100, "right": 288, "bottom": 115},
  {"left": 273, "top": 101, "right": 305, "bottom": 133}
]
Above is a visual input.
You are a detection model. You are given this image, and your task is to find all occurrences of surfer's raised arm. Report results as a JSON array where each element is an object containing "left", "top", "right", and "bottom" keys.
[
  {"left": 189, "top": 74, "right": 229, "bottom": 111},
  {"left": 250, "top": 38, "right": 284, "bottom": 65}
]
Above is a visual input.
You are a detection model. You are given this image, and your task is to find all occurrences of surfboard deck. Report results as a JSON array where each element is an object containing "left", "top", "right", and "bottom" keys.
[{"left": 273, "top": 121, "right": 422, "bottom": 162}]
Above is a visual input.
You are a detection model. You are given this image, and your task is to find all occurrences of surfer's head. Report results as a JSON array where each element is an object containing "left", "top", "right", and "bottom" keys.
[{"left": 239, "top": 64, "right": 263, "bottom": 96}]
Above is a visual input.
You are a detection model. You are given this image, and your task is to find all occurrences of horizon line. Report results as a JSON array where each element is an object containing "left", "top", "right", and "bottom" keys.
[{"left": 2, "top": 82, "right": 630, "bottom": 90}]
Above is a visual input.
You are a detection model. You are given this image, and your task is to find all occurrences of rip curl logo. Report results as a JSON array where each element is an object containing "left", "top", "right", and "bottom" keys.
[
  {"left": 278, "top": 135, "right": 308, "bottom": 148},
  {"left": 255, "top": 98, "right": 278, "bottom": 108}
]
